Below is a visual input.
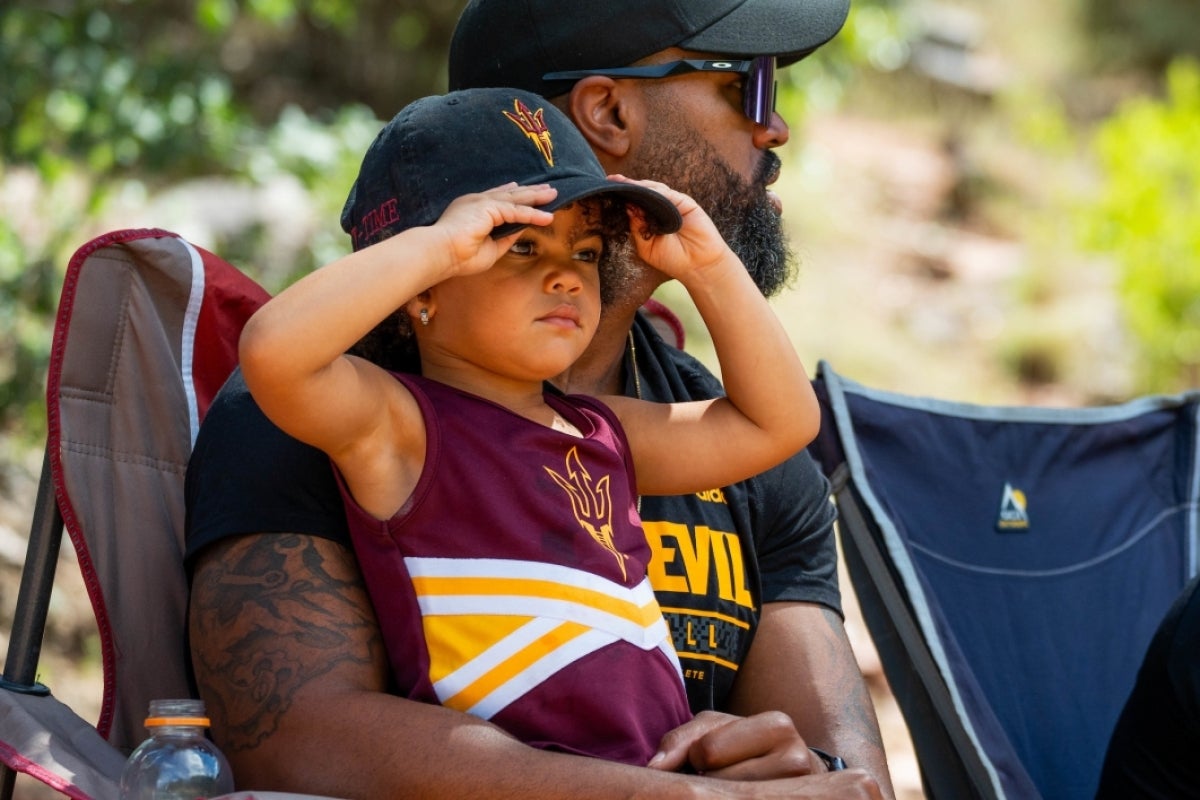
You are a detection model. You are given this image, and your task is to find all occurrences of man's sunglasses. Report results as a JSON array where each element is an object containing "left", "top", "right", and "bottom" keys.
[{"left": 542, "top": 56, "right": 777, "bottom": 126}]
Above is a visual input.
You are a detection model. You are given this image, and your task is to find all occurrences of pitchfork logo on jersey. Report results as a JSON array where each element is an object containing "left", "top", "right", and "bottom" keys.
[
  {"left": 503, "top": 99, "right": 554, "bottom": 166},
  {"left": 544, "top": 446, "right": 628, "bottom": 580}
]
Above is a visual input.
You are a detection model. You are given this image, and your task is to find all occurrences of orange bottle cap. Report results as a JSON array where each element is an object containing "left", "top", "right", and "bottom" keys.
[{"left": 144, "top": 716, "right": 211, "bottom": 727}]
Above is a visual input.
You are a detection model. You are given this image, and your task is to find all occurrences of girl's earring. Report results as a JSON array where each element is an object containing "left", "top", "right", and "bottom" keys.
[{"left": 419, "top": 308, "right": 430, "bottom": 327}]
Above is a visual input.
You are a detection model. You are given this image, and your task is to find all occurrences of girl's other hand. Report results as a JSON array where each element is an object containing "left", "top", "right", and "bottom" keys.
[{"left": 609, "top": 175, "right": 732, "bottom": 282}]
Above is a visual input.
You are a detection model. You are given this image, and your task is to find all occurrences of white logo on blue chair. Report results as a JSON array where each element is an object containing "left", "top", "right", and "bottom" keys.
[{"left": 996, "top": 482, "right": 1030, "bottom": 531}]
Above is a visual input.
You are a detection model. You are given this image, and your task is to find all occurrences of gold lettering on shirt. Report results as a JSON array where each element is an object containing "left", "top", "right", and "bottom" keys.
[{"left": 643, "top": 520, "right": 754, "bottom": 610}]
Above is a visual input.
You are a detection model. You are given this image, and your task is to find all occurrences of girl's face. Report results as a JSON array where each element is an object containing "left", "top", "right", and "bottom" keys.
[{"left": 420, "top": 201, "right": 606, "bottom": 383}]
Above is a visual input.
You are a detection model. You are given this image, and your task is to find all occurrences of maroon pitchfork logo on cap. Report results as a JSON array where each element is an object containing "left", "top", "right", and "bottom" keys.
[{"left": 502, "top": 99, "right": 554, "bottom": 167}]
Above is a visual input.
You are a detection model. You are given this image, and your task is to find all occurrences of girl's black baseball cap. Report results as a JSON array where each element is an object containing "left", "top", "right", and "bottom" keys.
[{"left": 340, "top": 88, "right": 682, "bottom": 251}]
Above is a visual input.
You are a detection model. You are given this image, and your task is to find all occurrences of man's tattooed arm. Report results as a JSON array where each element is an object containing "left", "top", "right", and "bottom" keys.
[
  {"left": 188, "top": 533, "right": 390, "bottom": 788},
  {"left": 189, "top": 536, "right": 887, "bottom": 799}
]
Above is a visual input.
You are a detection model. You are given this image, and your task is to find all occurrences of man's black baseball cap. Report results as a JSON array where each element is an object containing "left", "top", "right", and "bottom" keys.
[
  {"left": 449, "top": 0, "right": 851, "bottom": 98},
  {"left": 340, "top": 88, "right": 682, "bottom": 251}
]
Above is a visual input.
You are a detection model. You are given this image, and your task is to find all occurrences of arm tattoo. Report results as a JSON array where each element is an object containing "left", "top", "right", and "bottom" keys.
[{"left": 190, "top": 534, "right": 384, "bottom": 753}]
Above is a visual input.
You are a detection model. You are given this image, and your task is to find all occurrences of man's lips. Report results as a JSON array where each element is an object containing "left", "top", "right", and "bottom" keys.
[
  {"left": 762, "top": 160, "right": 783, "bottom": 214},
  {"left": 763, "top": 160, "right": 781, "bottom": 187}
]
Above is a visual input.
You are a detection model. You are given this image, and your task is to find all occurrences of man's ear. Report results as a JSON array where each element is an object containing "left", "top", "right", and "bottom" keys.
[{"left": 565, "top": 76, "right": 642, "bottom": 163}]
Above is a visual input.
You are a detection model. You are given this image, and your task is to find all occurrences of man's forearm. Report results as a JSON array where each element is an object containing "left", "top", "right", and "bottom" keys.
[
  {"left": 188, "top": 534, "right": 883, "bottom": 799},
  {"left": 186, "top": 533, "right": 686, "bottom": 798}
]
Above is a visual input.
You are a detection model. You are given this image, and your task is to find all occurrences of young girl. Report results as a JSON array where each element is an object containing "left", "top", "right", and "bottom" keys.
[{"left": 238, "top": 87, "right": 821, "bottom": 766}]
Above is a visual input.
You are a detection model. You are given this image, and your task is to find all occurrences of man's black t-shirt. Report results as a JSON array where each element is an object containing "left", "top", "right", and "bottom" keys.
[
  {"left": 1096, "top": 576, "right": 1200, "bottom": 799},
  {"left": 185, "top": 311, "right": 840, "bottom": 713}
]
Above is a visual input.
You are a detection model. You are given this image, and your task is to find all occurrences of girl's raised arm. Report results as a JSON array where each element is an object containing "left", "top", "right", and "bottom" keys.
[
  {"left": 602, "top": 178, "right": 820, "bottom": 497},
  {"left": 238, "top": 185, "right": 556, "bottom": 515}
]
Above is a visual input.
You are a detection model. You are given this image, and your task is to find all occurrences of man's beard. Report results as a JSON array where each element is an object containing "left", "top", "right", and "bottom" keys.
[{"left": 632, "top": 122, "right": 796, "bottom": 298}]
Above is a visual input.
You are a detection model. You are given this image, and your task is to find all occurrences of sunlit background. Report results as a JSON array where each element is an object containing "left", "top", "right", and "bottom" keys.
[{"left": 2, "top": 1, "right": 1198, "bottom": 797}]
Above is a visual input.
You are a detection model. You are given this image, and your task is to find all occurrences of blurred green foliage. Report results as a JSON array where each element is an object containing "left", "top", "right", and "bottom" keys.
[
  {"left": 0, "top": 0, "right": 901, "bottom": 443},
  {"left": 0, "top": 0, "right": 465, "bottom": 441},
  {"left": 1079, "top": 59, "right": 1200, "bottom": 392},
  {"left": 1082, "top": 0, "right": 1200, "bottom": 73},
  {"left": 3, "top": 7, "right": 246, "bottom": 173},
  {"left": 3, "top": 2, "right": 244, "bottom": 438},
  {"left": 5, "top": 0, "right": 1200, "bottom": 443},
  {"left": 779, "top": 0, "right": 909, "bottom": 112}
]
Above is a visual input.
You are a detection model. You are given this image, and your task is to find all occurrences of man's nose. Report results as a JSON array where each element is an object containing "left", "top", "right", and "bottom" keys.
[{"left": 753, "top": 110, "right": 790, "bottom": 149}]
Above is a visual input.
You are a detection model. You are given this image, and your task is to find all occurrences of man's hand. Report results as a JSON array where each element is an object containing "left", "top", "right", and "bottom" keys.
[
  {"left": 726, "top": 602, "right": 898, "bottom": 799},
  {"left": 650, "top": 711, "right": 884, "bottom": 798},
  {"left": 648, "top": 710, "right": 823, "bottom": 780},
  {"left": 611, "top": 175, "right": 733, "bottom": 284}
]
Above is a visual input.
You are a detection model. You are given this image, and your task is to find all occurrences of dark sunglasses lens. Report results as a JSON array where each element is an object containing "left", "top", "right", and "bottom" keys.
[{"left": 743, "top": 56, "right": 776, "bottom": 125}]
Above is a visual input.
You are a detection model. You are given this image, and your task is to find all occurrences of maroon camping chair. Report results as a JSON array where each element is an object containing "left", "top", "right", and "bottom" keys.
[{"left": 0, "top": 230, "right": 268, "bottom": 799}]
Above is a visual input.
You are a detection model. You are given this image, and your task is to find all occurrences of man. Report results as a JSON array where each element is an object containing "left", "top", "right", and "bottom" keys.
[
  {"left": 1095, "top": 575, "right": 1200, "bottom": 798},
  {"left": 186, "top": 1, "right": 893, "bottom": 797}
]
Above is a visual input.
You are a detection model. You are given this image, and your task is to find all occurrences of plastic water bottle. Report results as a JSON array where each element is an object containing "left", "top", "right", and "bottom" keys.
[{"left": 119, "top": 698, "right": 234, "bottom": 799}]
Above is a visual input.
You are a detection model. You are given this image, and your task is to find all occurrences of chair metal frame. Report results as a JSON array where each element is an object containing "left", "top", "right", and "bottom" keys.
[{"left": 0, "top": 448, "right": 64, "bottom": 798}]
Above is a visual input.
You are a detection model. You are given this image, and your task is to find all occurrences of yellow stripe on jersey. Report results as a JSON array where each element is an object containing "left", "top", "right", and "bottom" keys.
[
  {"left": 437, "top": 620, "right": 591, "bottom": 712},
  {"left": 424, "top": 614, "right": 532, "bottom": 685},
  {"left": 406, "top": 557, "right": 682, "bottom": 719},
  {"left": 412, "top": 576, "right": 664, "bottom": 628}
]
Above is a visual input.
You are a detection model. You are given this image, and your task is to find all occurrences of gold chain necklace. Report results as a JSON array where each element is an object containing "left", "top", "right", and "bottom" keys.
[
  {"left": 627, "top": 330, "right": 644, "bottom": 400},
  {"left": 628, "top": 329, "right": 643, "bottom": 514}
]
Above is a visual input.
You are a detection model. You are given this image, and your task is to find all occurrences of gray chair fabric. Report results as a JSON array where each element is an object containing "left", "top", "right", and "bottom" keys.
[{"left": 1, "top": 230, "right": 268, "bottom": 798}]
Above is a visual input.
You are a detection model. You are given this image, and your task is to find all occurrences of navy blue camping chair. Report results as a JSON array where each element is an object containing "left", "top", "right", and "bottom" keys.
[{"left": 809, "top": 361, "right": 1200, "bottom": 800}]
